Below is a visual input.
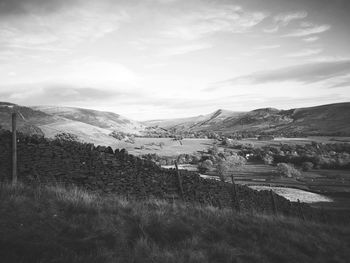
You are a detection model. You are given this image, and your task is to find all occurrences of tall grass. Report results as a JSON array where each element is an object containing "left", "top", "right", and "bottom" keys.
[{"left": 0, "top": 183, "right": 349, "bottom": 263}]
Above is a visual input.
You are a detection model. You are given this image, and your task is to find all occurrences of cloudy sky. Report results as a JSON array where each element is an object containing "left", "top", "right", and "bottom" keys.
[{"left": 0, "top": 0, "right": 349, "bottom": 120}]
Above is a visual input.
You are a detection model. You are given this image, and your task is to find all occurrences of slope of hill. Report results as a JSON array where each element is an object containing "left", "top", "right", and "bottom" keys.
[
  {"left": 0, "top": 103, "right": 145, "bottom": 145},
  {"left": 147, "top": 103, "right": 350, "bottom": 136},
  {"left": 144, "top": 109, "right": 244, "bottom": 130},
  {"left": 34, "top": 106, "right": 143, "bottom": 132},
  {"left": 1, "top": 183, "right": 349, "bottom": 263},
  {"left": 0, "top": 102, "right": 55, "bottom": 136}
]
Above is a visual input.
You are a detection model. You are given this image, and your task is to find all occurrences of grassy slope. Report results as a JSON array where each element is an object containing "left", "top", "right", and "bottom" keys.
[{"left": 0, "top": 183, "right": 349, "bottom": 263}]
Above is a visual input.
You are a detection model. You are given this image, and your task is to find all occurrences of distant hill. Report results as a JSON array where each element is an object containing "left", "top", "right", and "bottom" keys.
[
  {"left": 0, "top": 103, "right": 145, "bottom": 145},
  {"left": 0, "top": 102, "right": 54, "bottom": 136},
  {"left": 144, "top": 103, "right": 350, "bottom": 136},
  {"left": 1, "top": 102, "right": 349, "bottom": 140},
  {"left": 144, "top": 109, "right": 244, "bottom": 130}
]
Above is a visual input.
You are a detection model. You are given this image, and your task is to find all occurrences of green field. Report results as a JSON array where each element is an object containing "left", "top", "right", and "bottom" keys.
[
  {"left": 112, "top": 138, "right": 215, "bottom": 156},
  {"left": 240, "top": 136, "right": 350, "bottom": 147}
]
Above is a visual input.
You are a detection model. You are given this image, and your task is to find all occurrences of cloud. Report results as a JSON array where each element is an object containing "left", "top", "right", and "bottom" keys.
[
  {"left": 285, "top": 48, "right": 323, "bottom": 58},
  {"left": 158, "top": 43, "right": 212, "bottom": 56},
  {"left": 303, "top": 36, "right": 319, "bottom": 42},
  {"left": 0, "top": 85, "right": 118, "bottom": 104},
  {"left": 263, "top": 26, "right": 279, "bottom": 33},
  {"left": 263, "top": 11, "right": 307, "bottom": 33},
  {"left": 0, "top": 82, "right": 141, "bottom": 106},
  {"left": 274, "top": 11, "right": 308, "bottom": 26},
  {"left": 160, "top": 4, "right": 268, "bottom": 40},
  {"left": 0, "top": 1, "right": 129, "bottom": 52},
  {"left": 59, "top": 58, "right": 138, "bottom": 86},
  {"left": 284, "top": 24, "right": 331, "bottom": 37},
  {"left": 254, "top": 44, "right": 280, "bottom": 50},
  {"left": 217, "top": 60, "right": 350, "bottom": 85},
  {"left": 0, "top": 0, "right": 76, "bottom": 15}
]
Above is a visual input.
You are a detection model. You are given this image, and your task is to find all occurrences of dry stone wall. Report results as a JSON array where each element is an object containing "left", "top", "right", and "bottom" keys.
[{"left": 0, "top": 130, "right": 307, "bottom": 217}]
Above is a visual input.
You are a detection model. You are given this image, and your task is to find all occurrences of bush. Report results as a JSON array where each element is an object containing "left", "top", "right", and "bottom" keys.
[
  {"left": 302, "top": 162, "right": 314, "bottom": 171},
  {"left": 262, "top": 154, "right": 274, "bottom": 165},
  {"left": 277, "top": 163, "right": 301, "bottom": 178},
  {"left": 198, "top": 159, "right": 214, "bottom": 173},
  {"left": 217, "top": 154, "right": 246, "bottom": 182},
  {"left": 54, "top": 132, "right": 80, "bottom": 142}
]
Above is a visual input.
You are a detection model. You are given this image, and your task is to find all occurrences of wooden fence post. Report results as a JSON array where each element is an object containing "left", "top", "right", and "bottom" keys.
[
  {"left": 270, "top": 190, "right": 277, "bottom": 216},
  {"left": 12, "top": 112, "right": 17, "bottom": 186},
  {"left": 297, "top": 199, "right": 305, "bottom": 221},
  {"left": 174, "top": 161, "right": 185, "bottom": 201},
  {"left": 230, "top": 174, "right": 240, "bottom": 212}
]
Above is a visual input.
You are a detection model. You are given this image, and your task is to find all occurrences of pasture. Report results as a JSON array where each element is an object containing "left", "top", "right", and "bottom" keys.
[
  {"left": 112, "top": 138, "right": 215, "bottom": 156},
  {"left": 240, "top": 136, "right": 350, "bottom": 147}
]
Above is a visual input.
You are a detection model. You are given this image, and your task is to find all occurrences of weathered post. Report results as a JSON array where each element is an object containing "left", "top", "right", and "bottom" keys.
[
  {"left": 174, "top": 161, "right": 185, "bottom": 201},
  {"left": 297, "top": 199, "right": 305, "bottom": 221},
  {"left": 270, "top": 190, "right": 277, "bottom": 216},
  {"left": 230, "top": 174, "right": 240, "bottom": 212},
  {"left": 12, "top": 112, "right": 17, "bottom": 185}
]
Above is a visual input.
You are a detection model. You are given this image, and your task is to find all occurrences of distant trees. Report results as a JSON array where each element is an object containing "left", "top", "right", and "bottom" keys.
[
  {"left": 54, "top": 132, "right": 79, "bottom": 142},
  {"left": 277, "top": 163, "right": 301, "bottom": 178},
  {"left": 198, "top": 159, "right": 214, "bottom": 173},
  {"left": 217, "top": 154, "right": 246, "bottom": 182},
  {"left": 301, "top": 162, "right": 314, "bottom": 171}
]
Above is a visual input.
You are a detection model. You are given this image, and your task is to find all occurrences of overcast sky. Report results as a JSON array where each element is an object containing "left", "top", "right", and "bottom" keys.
[{"left": 0, "top": 0, "right": 349, "bottom": 120}]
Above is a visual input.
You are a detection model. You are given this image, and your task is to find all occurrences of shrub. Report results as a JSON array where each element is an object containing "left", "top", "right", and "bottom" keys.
[
  {"left": 198, "top": 159, "right": 214, "bottom": 173},
  {"left": 54, "top": 132, "right": 80, "bottom": 142},
  {"left": 262, "top": 154, "right": 274, "bottom": 165},
  {"left": 277, "top": 163, "right": 301, "bottom": 178},
  {"left": 302, "top": 162, "right": 314, "bottom": 171},
  {"left": 217, "top": 154, "right": 246, "bottom": 182}
]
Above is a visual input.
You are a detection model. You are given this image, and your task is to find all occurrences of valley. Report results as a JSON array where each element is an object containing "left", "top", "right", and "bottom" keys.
[{"left": 1, "top": 101, "right": 350, "bottom": 212}]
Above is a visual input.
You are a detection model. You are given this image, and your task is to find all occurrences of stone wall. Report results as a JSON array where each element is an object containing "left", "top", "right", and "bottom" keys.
[{"left": 0, "top": 130, "right": 308, "bottom": 217}]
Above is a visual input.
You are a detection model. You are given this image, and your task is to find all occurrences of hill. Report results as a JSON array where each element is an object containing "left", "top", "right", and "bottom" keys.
[
  {"left": 143, "top": 109, "right": 243, "bottom": 130},
  {"left": 0, "top": 103, "right": 145, "bottom": 145},
  {"left": 0, "top": 102, "right": 54, "bottom": 136},
  {"left": 0, "top": 183, "right": 349, "bottom": 263},
  {"left": 147, "top": 103, "right": 350, "bottom": 136}
]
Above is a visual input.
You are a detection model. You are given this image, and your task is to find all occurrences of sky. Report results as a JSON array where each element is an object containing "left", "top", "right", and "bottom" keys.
[{"left": 0, "top": 0, "right": 349, "bottom": 120}]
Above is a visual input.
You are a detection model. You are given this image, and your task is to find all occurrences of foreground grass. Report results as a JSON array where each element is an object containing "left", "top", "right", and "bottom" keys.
[{"left": 0, "top": 183, "right": 349, "bottom": 263}]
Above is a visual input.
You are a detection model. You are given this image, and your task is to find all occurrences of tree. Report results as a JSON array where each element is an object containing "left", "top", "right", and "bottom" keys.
[
  {"left": 301, "top": 162, "right": 314, "bottom": 171},
  {"left": 54, "top": 132, "right": 79, "bottom": 142},
  {"left": 217, "top": 154, "right": 246, "bottom": 182},
  {"left": 198, "top": 159, "right": 214, "bottom": 173},
  {"left": 277, "top": 163, "right": 301, "bottom": 178}
]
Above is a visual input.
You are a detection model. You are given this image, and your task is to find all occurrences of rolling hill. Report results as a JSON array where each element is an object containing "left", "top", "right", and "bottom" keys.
[
  {"left": 144, "top": 103, "right": 350, "bottom": 136},
  {"left": 1, "top": 102, "right": 350, "bottom": 142},
  {"left": 0, "top": 103, "right": 145, "bottom": 145}
]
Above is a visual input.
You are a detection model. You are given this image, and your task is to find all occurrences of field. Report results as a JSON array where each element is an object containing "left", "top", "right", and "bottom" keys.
[
  {"left": 239, "top": 136, "right": 350, "bottom": 147},
  {"left": 111, "top": 138, "right": 215, "bottom": 156},
  {"left": 249, "top": 186, "right": 333, "bottom": 203},
  {"left": 145, "top": 136, "right": 350, "bottom": 210},
  {"left": 1, "top": 183, "right": 349, "bottom": 263}
]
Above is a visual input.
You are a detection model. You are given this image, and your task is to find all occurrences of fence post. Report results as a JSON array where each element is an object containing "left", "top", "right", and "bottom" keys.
[
  {"left": 174, "top": 161, "right": 185, "bottom": 201},
  {"left": 12, "top": 112, "right": 17, "bottom": 186},
  {"left": 297, "top": 199, "right": 305, "bottom": 221},
  {"left": 270, "top": 190, "right": 277, "bottom": 216},
  {"left": 230, "top": 174, "right": 240, "bottom": 212}
]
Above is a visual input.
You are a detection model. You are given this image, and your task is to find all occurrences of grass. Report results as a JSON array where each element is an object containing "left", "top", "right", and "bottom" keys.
[
  {"left": 0, "top": 183, "right": 349, "bottom": 263},
  {"left": 112, "top": 137, "right": 214, "bottom": 156}
]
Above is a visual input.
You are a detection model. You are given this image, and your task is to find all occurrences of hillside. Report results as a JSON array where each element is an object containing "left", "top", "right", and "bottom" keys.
[
  {"left": 147, "top": 103, "right": 350, "bottom": 136},
  {"left": 0, "top": 103, "right": 145, "bottom": 145},
  {"left": 0, "top": 102, "right": 54, "bottom": 136},
  {"left": 34, "top": 106, "right": 143, "bottom": 133},
  {"left": 144, "top": 109, "right": 243, "bottom": 130},
  {"left": 0, "top": 183, "right": 349, "bottom": 263}
]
